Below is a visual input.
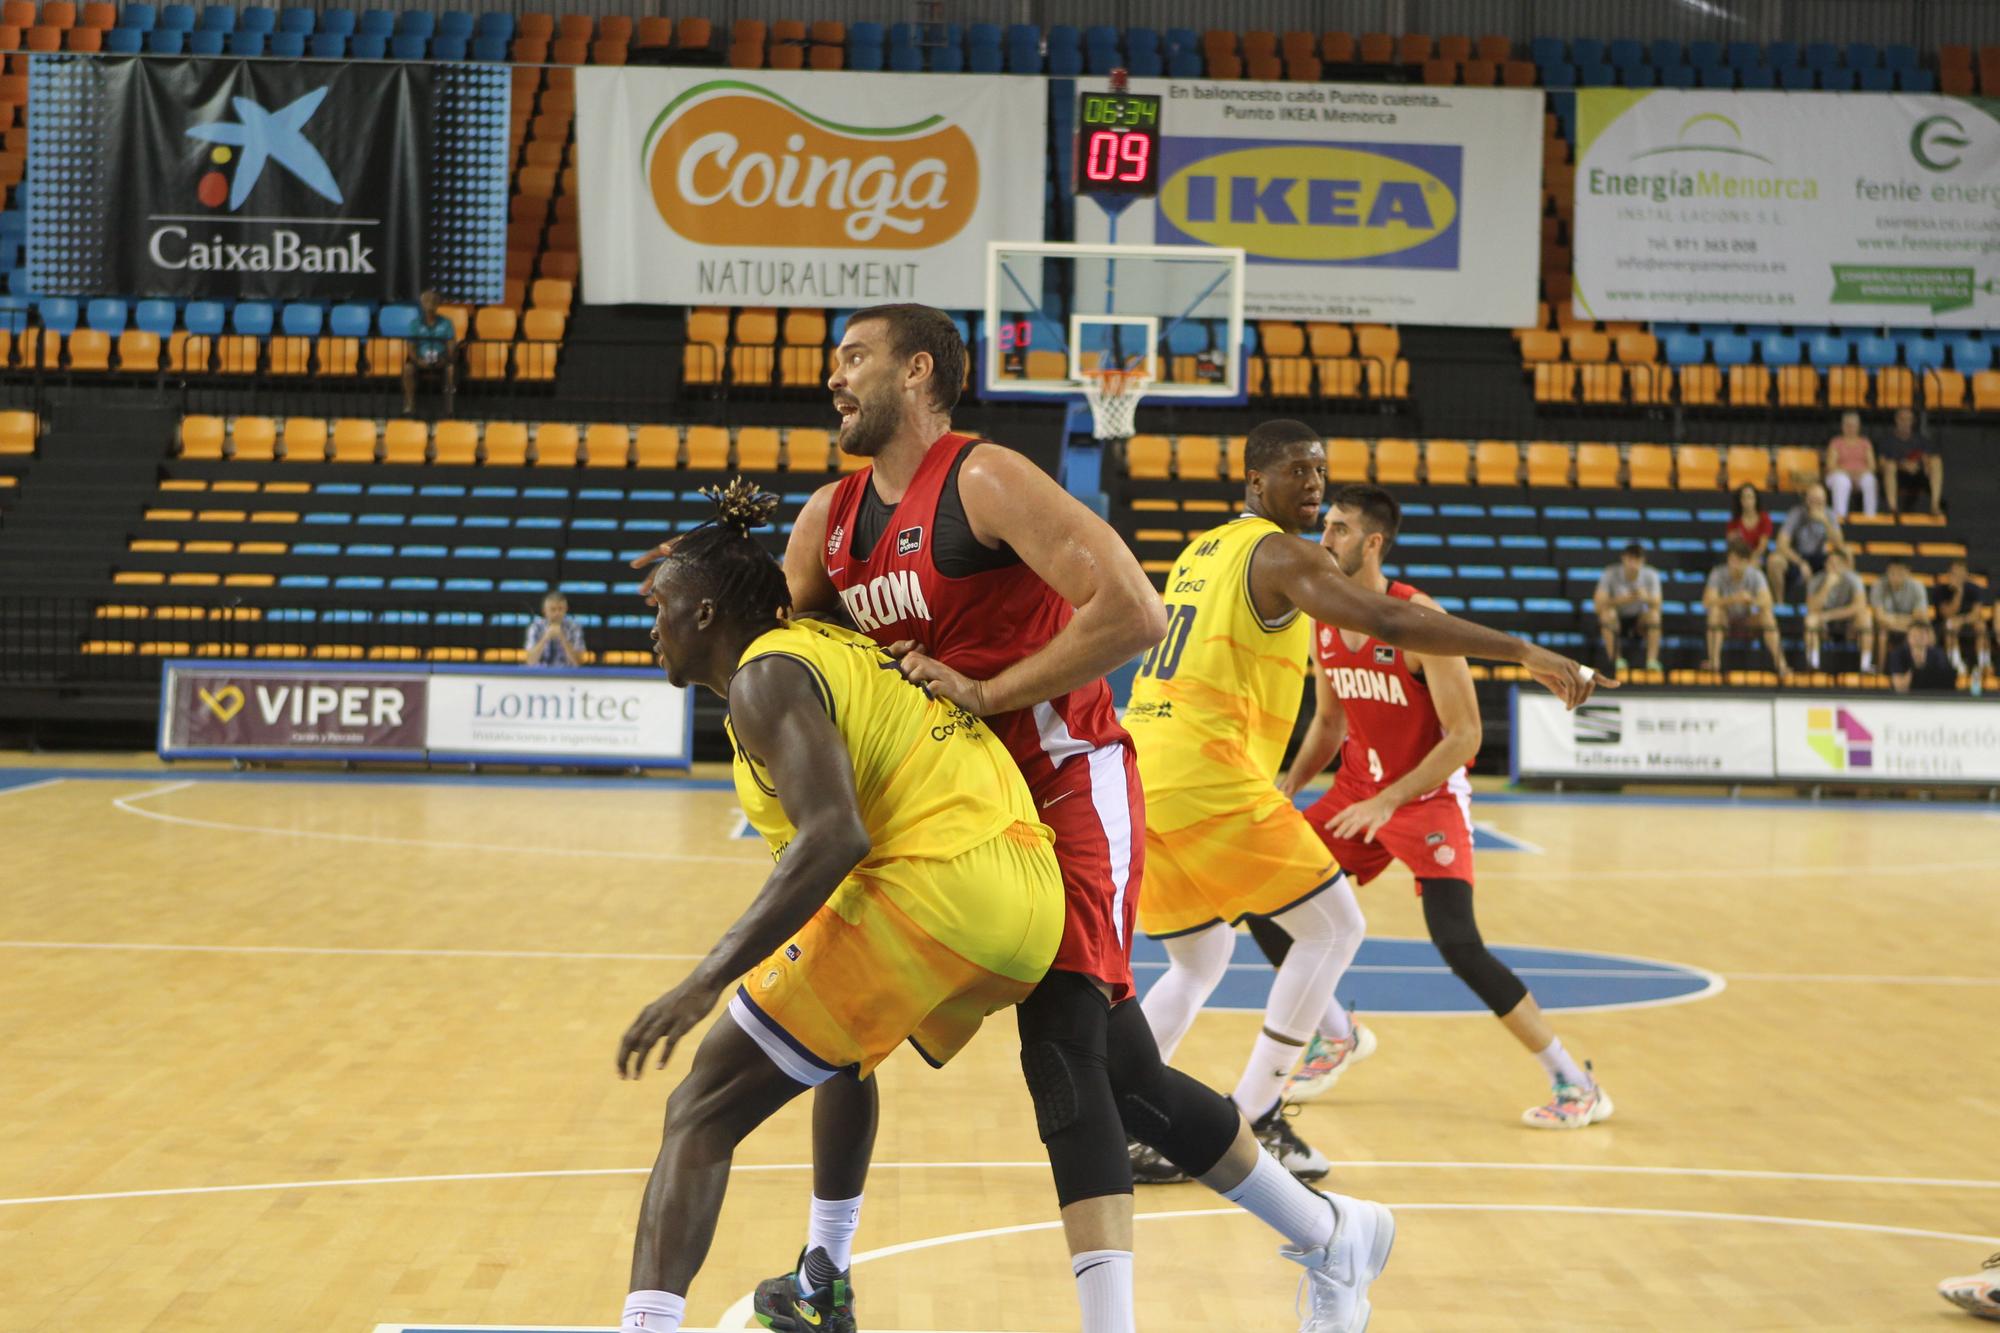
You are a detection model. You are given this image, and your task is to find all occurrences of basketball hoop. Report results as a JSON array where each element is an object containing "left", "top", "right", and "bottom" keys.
[{"left": 1080, "top": 366, "right": 1150, "bottom": 441}]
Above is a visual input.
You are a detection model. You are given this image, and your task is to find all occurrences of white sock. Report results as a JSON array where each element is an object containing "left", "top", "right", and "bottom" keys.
[
  {"left": 806, "top": 1192, "right": 863, "bottom": 1271},
  {"left": 1071, "top": 1248, "right": 1135, "bottom": 1333},
  {"left": 1140, "top": 924, "right": 1234, "bottom": 1062},
  {"left": 1807, "top": 647, "right": 1820, "bottom": 669},
  {"left": 1860, "top": 654, "right": 1874, "bottom": 673},
  {"left": 1220, "top": 1149, "right": 1336, "bottom": 1251},
  {"left": 1233, "top": 1029, "right": 1305, "bottom": 1121},
  {"left": 1318, "top": 997, "right": 1354, "bottom": 1041},
  {"left": 621, "top": 1289, "right": 684, "bottom": 1332},
  {"left": 1534, "top": 1036, "right": 1589, "bottom": 1088}
]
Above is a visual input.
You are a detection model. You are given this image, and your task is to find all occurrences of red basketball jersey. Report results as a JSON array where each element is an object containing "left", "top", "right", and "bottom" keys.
[
  {"left": 1314, "top": 581, "right": 1462, "bottom": 802},
  {"left": 822, "top": 432, "right": 1130, "bottom": 789}
]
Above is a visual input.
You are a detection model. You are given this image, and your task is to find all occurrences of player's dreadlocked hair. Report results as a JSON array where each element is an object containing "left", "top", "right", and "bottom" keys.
[{"left": 661, "top": 478, "right": 792, "bottom": 624}]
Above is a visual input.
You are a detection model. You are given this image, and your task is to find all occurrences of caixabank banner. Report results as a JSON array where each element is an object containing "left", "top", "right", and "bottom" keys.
[
  {"left": 27, "top": 55, "right": 508, "bottom": 302},
  {"left": 574, "top": 69, "right": 1047, "bottom": 307},
  {"left": 1071, "top": 77, "right": 1543, "bottom": 325}
]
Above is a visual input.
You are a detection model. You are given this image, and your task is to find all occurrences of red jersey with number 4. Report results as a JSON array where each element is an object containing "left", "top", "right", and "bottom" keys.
[
  {"left": 821, "top": 432, "right": 1131, "bottom": 789},
  {"left": 1314, "top": 581, "right": 1462, "bottom": 803}
]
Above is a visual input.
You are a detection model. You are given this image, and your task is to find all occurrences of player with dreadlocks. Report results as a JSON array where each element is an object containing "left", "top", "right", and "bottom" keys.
[{"left": 613, "top": 480, "right": 1067, "bottom": 1333}]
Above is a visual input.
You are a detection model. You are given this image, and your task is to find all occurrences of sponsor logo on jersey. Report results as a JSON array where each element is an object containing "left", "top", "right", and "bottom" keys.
[
  {"left": 837, "top": 568, "right": 933, "bottom": 632},
  {"left": 784, "top": 943, "right": 802, "bottom": 961},
  {"left": 826, "top": 523, "right": 844, "bottom": 557},
  {"left": 1425, "top": 831, "right": 1445, "bottom": 845},
  {"left": 1433, "top": 844, "right": 1457, "bottom": 866},
  {"left": 1374, "top": 644, "right": 1396, "bottom": 665},
  {"left": 1325, "top": 665, "right": 1409, "bottom": 706},
  {"left": 897, "top": 525, "right": 924, "bottom": 555}
]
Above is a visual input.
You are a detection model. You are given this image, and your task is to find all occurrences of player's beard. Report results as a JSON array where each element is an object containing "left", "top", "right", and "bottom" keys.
[
  {"left": 1333, "top": 544, "right": 1366, "bottom": 578},
  {"left": 837, "top": 383, "right": 903, "bottom": 457}
]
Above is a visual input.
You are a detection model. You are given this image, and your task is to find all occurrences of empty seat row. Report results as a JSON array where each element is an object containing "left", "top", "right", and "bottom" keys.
[{"left": 179, "top": 418, "right": 860, "bottom": 472}]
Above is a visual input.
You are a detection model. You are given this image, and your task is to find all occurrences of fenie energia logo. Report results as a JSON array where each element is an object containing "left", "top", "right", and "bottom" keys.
[{"left": 641, "top": 81, "right": 978, "bottom": 248}]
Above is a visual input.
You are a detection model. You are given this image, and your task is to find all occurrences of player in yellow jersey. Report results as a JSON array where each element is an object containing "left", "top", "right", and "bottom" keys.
[
  {"left": 612, "top": 481, "right": 1063, "bottom": 1333},
  {"left": 1126, "top": 420, "right": 1607, "bottom": 1182}
]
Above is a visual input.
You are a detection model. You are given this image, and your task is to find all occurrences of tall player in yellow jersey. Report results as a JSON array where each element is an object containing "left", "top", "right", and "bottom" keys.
[
  {"left": 612, "top": 482, "right": 1063, "bottom": 1333},
  {"left": 1125, "top": 421, "right": 1607, "bottom": 1181}
]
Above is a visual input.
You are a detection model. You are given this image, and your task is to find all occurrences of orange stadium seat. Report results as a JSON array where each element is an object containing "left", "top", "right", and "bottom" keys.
[
  {"left": 1676, "top": 364, "right": 1722, "bottom": 406},
  {"left": 1728, "top": 364, "right": 1771, "bottom": 408},
  {"left": 1519, "top": 330, "right": 1561, "bottom": 363},
  {"left": 685, "top": 425, "right": 730, "bottom": 470},
  {"left": 1317, "top": 358, "right": 1363, "bottom": 398},
  {"left": 1725, "top": 446, "right": 1771, "bottom": 491},
  {"left": 633, "top": 425, "right": 679, "bottom": 468},
  {"left": 432, "top": 421, "right": 479, "bottom": 465},
  {"left": 1321, "top": 31, "right": 1355, "bottom": 62},
  {"left": 330, "top": 419, "right": 378, "bottom": 463},
  {"left": 1176, "top": 435, "right": 1221, "bottom": 480},
  {"left": 1973, "top": 370, "right": 2000, "bottom": 411},
  {"left": 1326, "top": 437, "right": 1370, "bottom": 481},
  {"left": 584, "top": 424, "right": 630, "bottom": 468},
  {"left": 1775, "top": 365, "right": 1819, "bottom": 408},
  {"left": 1775, "top": 446, "right": 1820, "bottom": 490},
  {"left": 1474, "top": 440, "right": 1520, "bottom": 486},
  {"left": 1532, "top": 363, "right": 1576, "bottom": 403},
  {"left": 1875, "top": 366, "right": 1914, "bottom": 410},
  {"left": 736, "top": 426, "right": 781, "bottom": 471},
  {"left": 1424, "top": 439, "right": 1469, "bottom": 485},
  {"left": 684, "top": 308, "right": 728, "bottom": 385},
  {"left": 1437, "top": 33, "right": 1471, "bottom": 61},
  {"left": 382, "top": 420, "right": 428, "bottom": 465},
  {"left": 1627, "top": 445, "right": 1674, "bottom": 489},
  {"left": 281, "top": 417, "right": 328, "bottom": 462},
  {"left": 1374, "top": 438, "right": 1419, "bottom": 485},
  {"left": 1923, "top": 368, "right": 1966, "bottom": 411},
  {"left": 117, "top": 330, "right": 160, "bottom": 374},
  {"left": 231, "top": 416, "right": 277, "bottom": 461},
  {"left": 1826, "top": 366, "right": 1868, "bottom": 409},
  {"left": 1224, "top": 436, "right": 1247, "bottom": 481},
  {"left": 1576, "top": 443, "right": 1622, "bottom": 488},
  {"left": 516, "top": 308, "right": 566, "bottom": 381},
  {"left": 482, "top": 422, "right": 529, "bottom": 466},
  {"left": 1525, "top": 442, "right": 1571, "bottom": 487},
  {"left": 66, "top": 327, "right": 110, "bottom": 371},
  {"left": 179, "top": 415, "right": 224, "bottom": 460},
  {"left": 787, "top": 428, "right": 832, "bottom": 471},
  {"left": 532, "top": 422, "right": 579, "bottom": 467},
  {"left": 1675, "top": 445, "right": 1721, "bottom": 489}
]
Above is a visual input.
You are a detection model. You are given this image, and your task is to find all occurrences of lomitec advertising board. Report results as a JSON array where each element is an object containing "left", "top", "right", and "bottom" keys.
[{"left": 28, "top": 55, "right": 509, "bottom": 302}]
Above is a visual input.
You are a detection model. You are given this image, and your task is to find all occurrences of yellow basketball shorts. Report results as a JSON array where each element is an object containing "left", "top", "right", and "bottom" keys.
[
  {"left": 728, "top": 822, "right": 1063, "bottom": 1084},
  {"left": 1136, "top": 789, "right": 1342, "bottom": 939}
]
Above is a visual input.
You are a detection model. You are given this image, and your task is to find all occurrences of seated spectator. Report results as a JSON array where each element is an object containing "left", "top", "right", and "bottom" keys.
[
  {"left": 1767, "top": 484, "right": 1842, "bottom": 604},
  {"left": 1934, "top": 558, "right": 1991, "bottom": 676},
  {"left": 524, "top": 591, "right": 586, "bottom": 668},
  {"left": 1802, "top": 546, "right": 1874, "bottom": 673},
  {"left": 1888, "top": 620, "right": 1959, "bottom": 694},
  {"left": 1705, "top": 537, "right": 1790, "bottom": 675},
  {"left": 1869, "top": 556, "right": 1931, "bottom": 671},
  {"left": 1876, "top": 406, "right": 1943, "bottom": 516},
  {"left": 1593, "top": 541, "right": 1663, "bottom": 672},
  {"left": 1725, "top": 484, "right": 1774, "bottom": 565},
  {"left": 1823, "top": 411, "right": 1878, "bottom": 518},
  {"left": 402, "top": 288, "right": 458, "bottom": 418}
]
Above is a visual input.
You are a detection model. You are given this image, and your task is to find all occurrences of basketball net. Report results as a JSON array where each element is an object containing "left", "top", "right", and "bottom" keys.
[{"left": 1080, "top": 366, "right": 1149, "bottom": 442}]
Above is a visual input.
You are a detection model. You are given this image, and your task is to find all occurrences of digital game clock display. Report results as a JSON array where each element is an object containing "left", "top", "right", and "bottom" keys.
[{"left": 1075, "top": 91, "right": 1161, "bottom": 197}]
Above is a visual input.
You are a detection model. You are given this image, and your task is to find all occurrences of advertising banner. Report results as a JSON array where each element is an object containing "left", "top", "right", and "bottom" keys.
[
  {"left": 1514, "top": 693, "right": 1775, "bottom": 780},
  {"left": 159, "top": 663, "right": 430, "bottom": 759},
  {"left": 426, "top": 669, "right": 691, "bottom": 764},
  {"left": 29, "top": 55, "right": 508, "bottom": 303},
  {"left": 574, "top": 69, "right": 1047, "bottom": 307},
  {"left": 1071, "top": 77, "right": 1543, "bottom": 325},
  {"left": 1772, "top": 697, "right": 2000, "bottom": 784},
  {"left": 159, "top": 663, "right": 692, "bottom": 767},
  {"left": 1574, "top": 90, "right": 2000, "bottom": 326}
]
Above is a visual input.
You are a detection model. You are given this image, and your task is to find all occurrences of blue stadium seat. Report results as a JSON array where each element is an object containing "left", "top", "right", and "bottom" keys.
[
  {"left": 1658, "top": 64, "right": 1695, "bottom": 88},
  {"left": 1528, "top": 37, "right": 1565, "bottom": 67},
  {"left": 470, "top": 33, "right": 505, "bottom": 59},
  {"left": 198, "top": 3, "right": 234, "bottom": 30},
  {"left": 1855, "top": 336, "right": 1897, "bottom": 369},
  {"left": 1697, "top": 64, "right": 1734, "bottom": 87},
  {"left": 265, "top": 30, "right": 302, "bottom": 54},
  {"left": 348, "top": 32, "right": 386, "bottom": 57},
  {"left": 277, "top": 5, "right": 313, "bottom": 32},
  {"left": 1819, "top": 67, "right": 1858, "bottom": 91},
  {"left": 1766, "top": 41, "right": 1798, "bottom": 67},
  {"left": 232, "top": 303, "right": 274, "bottom": 336},
  {"left": 1167, "top": 50, "right": 1202, "bottom": 77},
  {"left": 159, "top": 2, "right": 194, "bottom": 27},
  {"left": 1883, "top": 44, "right": 1918, "bottom": 71},
  {"left": 320, "top": 7, "right": 356, "bottom": 36},
  {"left": 436, "top": 10, "right": 472, "bottom": 39},
  {"left": 135, "top": 299, "right": 177, "bottom": 335},
  {"left": 280, "top": 303, "right": 323, "bottom": 336},
  {"left": 894, "top": 44, "right": 929, "bottom": 72},
  {"left": 37, "top": 298, "right": 80, "bottom": 335},
  {"left": 1126, "top": 47, "right": 1162, "bottom": 76},
  {"left": 238, "top": 6, "right": 275, "bottom": 33},
  {"left": 1688, "top": 40, "right": 1721, "bottom": 67},
  {"left": 1047, "top": 24, "right": 1080, "bottom": 52},
  {"left": 1803, "top": 42, "right": 1838, "bottom": 70},
  {"left": 846, "top": 40, "right": 883, "bottom": 70},
  {"left": 1127, "top": 27, "right": 1160, "bottom": 55},
  {"left": 967, "top": 22, "right": 1000, "bottom": 49},
  {"left": 378, "top": 304, "right": 418, "bottom": 336},
  {"left": 1577, "top": 63, "right": 1616, "bottom": 86},
  {"left": 474, "top": 11, "right": 510, "bottom": 39},
  {"left": 183, "top": 301, "right": 224, "bottom": 336},
  {"left": 849, "top": 21, "right": 883, "bottom": 46},
  {"left": 928, "top": 42, "right": 963, "bottom": 71},
  {"left": 1808, "top": 332, "right": 1851, "bottom": 367},
  {"left": 1945, "top": 337, "right": 1992, "bottom": 372},
  {"left": 1607, "top": 38, "right": 1642, "bottom": 67},
  {"left": 310, "top": 32, "right": 346, "bottom": 55},
  {"left": 395, "top": 9, "right": 432, "bottom": 37},
  {"left": 1741, "top": 323, "right": 1782, "bottom": 339},
  {"left": 1858, "top": 68, "right": 1893, "bottom": 91},
  {"left": 121, "top": 2, "right": 157, "bottom": 27},
  {"left": 1006, "top": 26, "right": 1042, "bottom": 73},
  {"left": 1619, "top": 64, "right": 1657, "bottom": 87},
  {"left": 1844, "top": 42, "right": 1879, "bottom": 68},
  {"left": 1541, "top": 61, "right": 1576, "bottom": 87},
  {"left": 1724, "top": 41, "right": 1760, "bottom": 67},
  {"left": 1710, "top": 334, "right": 1752, "bottom": 367},
  {"left": 86, "top": 298, "right": 127, "bottom": 332},
  {"left": 1779, "top": 66, "right": 1815, "bottom": 89},
  {"left": 391, "top": 33, "right": 427, "bottom": 59},
  {"left": 104, "top": 28, "right": 143, "bottom": 51},
  {"left": 1901, "top": 339, "right": 1943, "bottom": 372},
  {"left": 188, "top": 29, "right": 225, "bottom": 53},
  {"left": 1759, "top": 334, "right": 1802, "bottom": 364},
  {"left": 1664, "top": 333, "right": 1707, "bottom": 365},
  {"left": 0, "top": 297, "right": 28, "bottom": 333},
  {"left": 1898, "top": 69, "right": 1936, "bottom": 92},
  {"left": 429, "top": 34, "right": 466, "bottom": 59},
  {"left": 1048, "top": 45, "right": 1083, "bottom": 75},
  {"left": 1737, "top": 65, "right": 1776, "bottom": 88},
  {"left": 357, "top": 8, "right": 394, "bottom": 36},
  {"left": 228, "top": 30, "right": 265, "bottom": 55},
  {"left": 1645, "top": 39, "right": 1680, "bottom": 67},
  {"left": 1569, "top": 38, "right": 1604, "bottom": 66},
  {"left": 1085, "top": 43, "right": 1121, "bottom": 75}
]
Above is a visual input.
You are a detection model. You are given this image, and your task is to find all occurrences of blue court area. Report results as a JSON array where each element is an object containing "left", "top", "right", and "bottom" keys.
[{"left": 1132, "top": 931, "right": 1718, "bottom": 1015}]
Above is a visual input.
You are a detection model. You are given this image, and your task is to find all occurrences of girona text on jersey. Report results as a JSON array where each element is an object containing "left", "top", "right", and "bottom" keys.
[{"left": 1323, "top": 664, "right": 1411, "bottom": 706}]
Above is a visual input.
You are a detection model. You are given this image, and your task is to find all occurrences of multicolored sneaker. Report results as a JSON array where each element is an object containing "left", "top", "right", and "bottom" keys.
[
  {"left": 1521, "top": 1062, "right": 1614, "bottom": 1130},
  {"left": 1940, "top": 1253, "right": 2000, "bottom": 1321},
  {"left": 1253, "top": 1102, "right": 1331, "bottom": 1180},
  {"left": 1128, "top": 1137, "right": 1192, "bottom": 1185},
  {"left": 1284, "top": 1022, "right": 1378, "bottom": 1104},
  {"left": 752, "top": 1247, "right": 857, "bottom": 1332}
]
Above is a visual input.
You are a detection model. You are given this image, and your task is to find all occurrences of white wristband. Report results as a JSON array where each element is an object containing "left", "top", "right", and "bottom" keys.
[{"left": 1579, "top": 666, "right": 1596, "bottom": 682}]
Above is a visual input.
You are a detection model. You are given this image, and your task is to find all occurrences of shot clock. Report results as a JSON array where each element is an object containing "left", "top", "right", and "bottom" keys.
[{"left": 1074, "top": 89, "right": 1162, "bottom": 198}]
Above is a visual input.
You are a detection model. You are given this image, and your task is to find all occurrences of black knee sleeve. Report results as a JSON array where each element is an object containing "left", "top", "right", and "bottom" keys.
[
  {"left": 1016, "top": 971, "right": 1131, "bottom": 1206},
  {"left": 1244, "top": 912, "right": 1294, "bottom": 968},
  {"left": 1103, "top": 997, "right": 1240, "bottom": 1179},
  {"left": 1421, "top": 878, "right": 1529, "bottom": 1016}
]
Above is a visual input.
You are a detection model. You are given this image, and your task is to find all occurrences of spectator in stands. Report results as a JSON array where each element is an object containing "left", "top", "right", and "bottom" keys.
[
  {"left": 1823, "top": 411, "right": 1878, "bottom": 518},
  {"left": 1888, "top": 620, "right": 1959, "bottom": 694},
  {"left": 1877, "top": 407, "right": 1944, "bottom": 517},
  {"left": 1767, "top": 484, "right": 1843, "bottom": 605},
  {"left": 1934, "top": 558, "right": 1990, "bottom": 677},
  {"left": 1705, "top": 537, "right": 1790, "bottom": 675},
  {"left": 1725, "top": 485, "right": 1774, "bottom": 565},
  {"left": 1869, "top": 556, "right": 1931, "bottom": 672},
  {"left": 1592, "top": 541, "right": 1663, "bottom": 672},
  {"left": 525, "top": 591, "right": 586, "bottom": 668},
  {"left": 402, "top": 289, "right": 458, "bottom": 418},
  {"left": 1802, "top": 546, "right": 1875, "bottom": 673}
]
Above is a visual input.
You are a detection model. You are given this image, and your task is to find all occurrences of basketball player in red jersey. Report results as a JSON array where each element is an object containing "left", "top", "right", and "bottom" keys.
[{"left": 1272, "top": 483, "right": 1613, "bottom": 1129}]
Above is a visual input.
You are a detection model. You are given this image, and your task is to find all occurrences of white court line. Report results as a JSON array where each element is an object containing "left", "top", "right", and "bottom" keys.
[
  {"left": 111, "top": 782, "right": 766, "bottom": 866},
  {"left": 1726, "top": 971, "right": 2000, "bottom": 986},
  {"left": 10, "top": 1157, "right": 1999, "bottom": 1211},
  {"left": 0, "top": 776, "right": 66, "bottom": 798}
]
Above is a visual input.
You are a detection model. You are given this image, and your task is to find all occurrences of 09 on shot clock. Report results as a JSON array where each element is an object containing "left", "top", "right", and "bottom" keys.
[{"left": 1075, "top": 89, "right": 1161, "bottom": 198}]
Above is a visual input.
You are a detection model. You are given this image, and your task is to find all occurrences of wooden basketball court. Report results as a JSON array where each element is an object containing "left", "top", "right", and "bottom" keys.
[{"left": 4, "top": 755, "right": 1994, "bottom": 1331}]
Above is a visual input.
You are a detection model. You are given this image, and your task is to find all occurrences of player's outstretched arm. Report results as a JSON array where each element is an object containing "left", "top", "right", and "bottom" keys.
[
  {"left": 1255, "top": 537, "right": 1612, "bottom": 710},
  {"left": 617, "top": 657, "right": 870, "bottom": 1078},
  {"left": 1279, "top": 662, "right": 1347, "bottom": 797},
  {"left": 898, "top": 444, "right": 1169, "bottom": 714}
]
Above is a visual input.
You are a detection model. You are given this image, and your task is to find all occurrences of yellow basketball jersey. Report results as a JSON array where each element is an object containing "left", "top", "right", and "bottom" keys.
[
  {"left": 728, "top": 617, "right": 1049, "bottom": 866},
  {"left": 1125, "top": 514, "right": 1313, "bottom": 830}
]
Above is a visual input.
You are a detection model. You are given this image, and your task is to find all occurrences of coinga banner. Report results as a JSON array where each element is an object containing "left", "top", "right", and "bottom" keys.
[
  {"left": 574, "top": 69, "right": 1047, "bottom": 307},
  {"left": 1574, "top": 90, "right": 2000, "bottom": 326},
  {"left": 28, "top": 55, "right": 508, "bottom": 303},
  {"left": 1071, "top": 77, "right": 1543, "bottom": 325}
]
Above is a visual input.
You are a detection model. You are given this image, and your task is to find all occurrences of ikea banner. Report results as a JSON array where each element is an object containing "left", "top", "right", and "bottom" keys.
[
  {"left": 28, "top": 55, "right": 509, "bottom": 303},
  {"left": 575, "top": 69, "right": 1047, "bottom": 307},
  {"left": 1071, "top": 77, "right": 1543, "bottom": 325},
  {"left": 1574, "top": 91, "right": 2000, "bottom": 326}
]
